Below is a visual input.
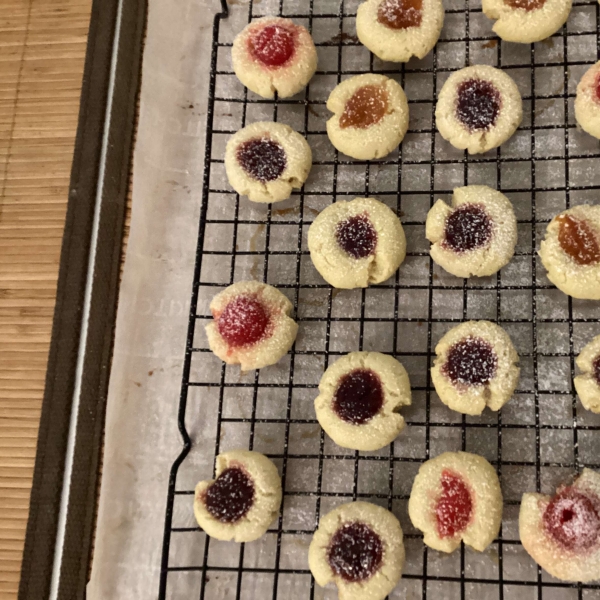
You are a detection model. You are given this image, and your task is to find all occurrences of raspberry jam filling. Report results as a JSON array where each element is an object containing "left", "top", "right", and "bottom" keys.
[
  {"left": 594, "top": 356, "right": 600, "bottom": 386},
  {"left": 377, "top": 0, "right": 423, "bottom": 29},
  {"left": 443, "top": 204, "right": 493, "bottom": 253},
  {"left": 556, "top": 214, "right": 600, "bottom": 266},
  {"left": 436, "top": 469, "right": 473, "bottom": 538},
  {"left": 595, "top": 74, "right": 600, "bottom": 104},
  {"left": 339, "top": 85, "right": 389, "bottom": 129},
  {"left": 543, "top": 488, "right": 600, "bottom": 552},
  {"left": 442, "top": 337, "right": 498, "bottom": 387},
  {"left": 503, "top": 0, "right": 546, "bottom": 11},
  {"left": 327, "top": 522, "right": 384, "bottom": 582},
  {"left": 237, "top": 138, "right": 287, "bottom": 183},
  {"left": 333, "top": 369, "right": 384, "bottom": 425},
  {"left": 249, "top": 24, "right": 295, "bottom": 67},
  {"left": 217, "top": 295, "right": 270, "bottom": 348},
  {"left": 204, "top": 466, "right": 255, "bottom": 523},
  {"left": 336, "top": 213, "right": 378, "bottom": 259},
  {"left": 456, "top": 79, "right": 501, "bottom": 131}
]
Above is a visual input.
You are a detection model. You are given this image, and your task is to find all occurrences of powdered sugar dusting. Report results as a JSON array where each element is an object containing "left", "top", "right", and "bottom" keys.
[
  {"left": 339, "top": 85, "right": 389, "bottom": 129},
  {"left": 249, "top": 23, "right": 296, "bottom": 68},
  {"left": 556, "top": 214, "right": 600, "bottom": 266},
  {"left": 456, "top": 78, "right": 501, "bottom": 132},
  {"left": 327, "top": 522, "right": 383, "bottom": 582},
  {"left": 377, "top": 0, "right": 423, "bottom": 30},
  {"left": 443, "top": 336, "right": 498, "bottom": 386},
  {"left": 236, "top": 137, "right": 287, "bottom": 183},
  {"left": 443, "top": 203, "right": 493, "bottom": 253},
  {"left": 335, "top": 212, "right": 378, "bottom": 259},
  {"left": 436, "top": 469, "right": 473, "bottom": 538},
  {"left": 543, "top": 487, "right": 600, "bottom": 552},
  {"left": 217, "top": 294, "right": 270, "bottom": 347}
]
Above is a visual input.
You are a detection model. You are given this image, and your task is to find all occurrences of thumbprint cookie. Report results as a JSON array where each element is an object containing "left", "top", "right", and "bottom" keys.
[
  {"left": 326, "top": 74, "right": 409, "bottom": 160},
  {"left": 232, "top": 16, "right": 317, "bottom": 99},
  {"left": 436, "top": 65, "right": 523, "bottom": 154},
  {"left": 205, "top": 281, "right": 298, "bottom": 371},
  {"left": 409, "top": 451, "right": 503, "bottom": 553},
  {"left": 309, "top": 501, "right": 405, "bottom": 600},
  {"left": 574, "top": 334, "right": 600, "bottom": 414},
  {"left": 539, "top": 205, "right": 600, "bottom": 300},
  {"left": 314, "top": 352, "right": 412, "bottom": 451},
  {"left": 194, "top": 450, "right": 282, "bottom": 542},
  {"left": 482, "top": 0, "right": 571, "bottom": 43},
  {"left": 431, "top": 320, "right": 520, "bottom": 415},
  {"left": 520, "top": 468, "right": 600, "bottom": 582},
  {"left": 426, "top": 185, "right": 518, "bottom": 278},
  {"left": 308, "top": 197, "right": 406, "bottom": 289},
  {"left": 356, "top": 0, "right": 444, "bottom": 63},
  {"left": 225, "top": 121, "right": 312, "bottom": 203},
  {"left": 575, "top": 61, "right": 600, "bottom": 140}
]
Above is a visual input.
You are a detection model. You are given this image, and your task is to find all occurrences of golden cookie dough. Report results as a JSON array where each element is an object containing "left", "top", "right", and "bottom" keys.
[
  {"left": 426, "top": 185, "right": 518, "bottom": 278},
  {"left": 194, "top": 450, "right": 282, "bottom": 542},
  {"left": 314, "top": 352, "right": 412, "bottom": 451},
  {"left": 326, "top": 74, "right": 409, "bottom": 160},
  {"left": 205, "top": 281, "right": 298, "bottom": 371},
  {"left": 574, "top": 334, "right": 600, "bottom": 414},
  {"left": 575, "top": 61, "right": 600, "bottom": 140},
  {"left": 408, "top": 451, "right": 503, "bottom": 553},
  {"left": 309, "top": 501, "right": 405, "bottom": 600},
  {"left": 231, "top": 16, "right": 317, "bottom": 99},
  {"left": 482, "top": 0, "right": 572, "bottom": 43},
  {"left": 307, "top": 197, "right": 406, "bottom": 289},
  {"left": 520, "top": 468, "right": 600, "bottom": 583},
  {"left": 224, "top": 121, "right": 312, "bottom": 204},
  {"left": 539, "top": 205, "right": 600, "bottom": 300},
  {"left": 356, "top": 0, "right": 444, "bottom": 63},
  {"left": 436, "top": 65, "right": 523, "bottom": 155},
  {"left": 431, "top": 320, "right": 520, "bottom": 415}
]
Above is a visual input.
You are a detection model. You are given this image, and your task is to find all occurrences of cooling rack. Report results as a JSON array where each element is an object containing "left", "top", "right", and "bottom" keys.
[{"left": 158, "top": 0, "right": 600, "bottom": 597}]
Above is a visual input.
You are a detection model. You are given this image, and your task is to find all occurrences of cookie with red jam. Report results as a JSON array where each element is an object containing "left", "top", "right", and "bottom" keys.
[
  {"left": 426, "top": 185, "right": 518, "bottom": 278},
  {"left": 436, "top": 65, "right": 522, "bottom": 154},
  {"left": 326, "top": 74, "right": 409, "bottom": 160},
  {"left": 356, "top": 0, "right": 444, "bottom": 63},
  {"left": 225, "top": 121, "right": 312, "bottom": 203},
  {"left": 314, "top": 352, "right": 412, "bottom": 451},
  {"left": 574, "top": 334, "right": 600, "bottom": 414},
  {"left": 309, "top": 501, "right": 405, "bottom": 600},
  {"left": 409, "top": 451, "right": 503, "bottom": 553},
  {"left": 205, "top": 281, "right": 298, "bottom": 371},
  {"left": 539, "top": 205, "right": 600, "bottom": 300},
  {"left": 431, "top": 320, "right": 520, "bottom": 415},
  {"left": 194, "top": 450, "right": 282, "bottom": 542},
  {"left": 482, "top": 0, "right": 571, "bottom": 43},
  {"left": 308, "top": 197, "right": 406, "bottom": 289},
  {"left": 520, "top": 468, "right": 600, "bottom": 582},
  {"left": 575, "top": 61, "right": 600, "bottom": 140},
  {"left": 232, "top": 16, "right": 317, "bottom": 99}
]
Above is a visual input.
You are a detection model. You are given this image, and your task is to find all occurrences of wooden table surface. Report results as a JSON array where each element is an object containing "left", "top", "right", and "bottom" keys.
[{"left": 0, "top": 1, "right": 92, "bottom": 597}]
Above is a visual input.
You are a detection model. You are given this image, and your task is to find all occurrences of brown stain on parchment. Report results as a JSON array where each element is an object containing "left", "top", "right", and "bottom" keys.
[{"left": 481, "top": 39, "right": 498, "bottom": 49}]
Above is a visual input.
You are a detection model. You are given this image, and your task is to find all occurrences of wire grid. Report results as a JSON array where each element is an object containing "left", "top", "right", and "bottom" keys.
[{"left": 158, "top": 0, "right": 600, "bottom": 597}]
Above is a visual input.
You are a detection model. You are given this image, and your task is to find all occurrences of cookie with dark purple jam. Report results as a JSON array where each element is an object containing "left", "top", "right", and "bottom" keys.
[
  {"left": 309, "top": 501, "right": 405, "bottom": 600},
  {"left": 308, "top": 197, "right": 406, "bottom": 289},
  {"left": 314, "top": 351, "right": 412, "bottom": 451},
  {"left": 225, "top": 121, "right": 312, "bottom": 204},
  {"left": 432, "top": 320, "right": 520, "bottom": 416},
  {"left": 194, "top": 450, "right": 282, "bottom": 542},
  {"left": 436, "top": 65, "right": 522, "bottom": 154}
]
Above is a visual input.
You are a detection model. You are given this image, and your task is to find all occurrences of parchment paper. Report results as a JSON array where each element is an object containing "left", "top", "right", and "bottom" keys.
[
  {"left": 86, "top": 0, "right": 218, "bottom": 596},
  {"left": 88, "top": 0, "right": 600, "bottom": 597}
]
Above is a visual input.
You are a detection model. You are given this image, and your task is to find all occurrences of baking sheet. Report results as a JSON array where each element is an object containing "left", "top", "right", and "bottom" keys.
[{"left": 88, "top": 0, "right": 600, "bottom": 597}]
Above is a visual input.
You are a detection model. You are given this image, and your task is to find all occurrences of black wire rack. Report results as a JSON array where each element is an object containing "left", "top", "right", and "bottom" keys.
[{"left": 158, "top": 0, "right": 600, "bottom": 597}]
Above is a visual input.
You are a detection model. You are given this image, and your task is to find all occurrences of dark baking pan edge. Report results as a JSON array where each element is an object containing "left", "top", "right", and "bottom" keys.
[{"left": 17, "top": 0, "right": 146, "bottom": 598}]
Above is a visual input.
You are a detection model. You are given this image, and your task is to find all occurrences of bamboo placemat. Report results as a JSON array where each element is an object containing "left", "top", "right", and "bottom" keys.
[{"left": 0, "top": 1, "right": 92, "bottom": 597}]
